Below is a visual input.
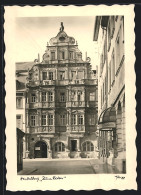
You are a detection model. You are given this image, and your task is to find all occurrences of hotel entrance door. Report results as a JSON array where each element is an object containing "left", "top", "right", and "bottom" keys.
[{"left": 34, "top": 141, "right": 47, "bottom": 158}]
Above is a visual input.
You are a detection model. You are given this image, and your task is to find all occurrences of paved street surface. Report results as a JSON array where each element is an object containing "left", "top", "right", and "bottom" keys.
[{"left": 18, "top": 158, "right": 120, "bottom": 175}]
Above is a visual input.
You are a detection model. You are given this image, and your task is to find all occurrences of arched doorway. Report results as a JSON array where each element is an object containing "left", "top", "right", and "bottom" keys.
[{"left": 34, "top": 141, "right": 47, "bottom": 158}]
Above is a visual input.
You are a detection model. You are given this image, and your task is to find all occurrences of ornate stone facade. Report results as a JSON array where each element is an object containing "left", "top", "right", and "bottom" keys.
[{"left": 24, "top": 23, "right": 98, "bottom": 159}]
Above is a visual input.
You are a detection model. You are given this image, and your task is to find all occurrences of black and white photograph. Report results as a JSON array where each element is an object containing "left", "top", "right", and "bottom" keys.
[{"left": 5, "top": 5, "right": 136, "bottom": 191}]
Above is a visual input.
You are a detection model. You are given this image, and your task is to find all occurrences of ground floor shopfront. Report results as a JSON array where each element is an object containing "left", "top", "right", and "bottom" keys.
[
  {"left": 98, "top": 90, "right": 126, "bottom": 173},
  {"left": 24, "top": 132, "right": 98, "bottom": 159}
]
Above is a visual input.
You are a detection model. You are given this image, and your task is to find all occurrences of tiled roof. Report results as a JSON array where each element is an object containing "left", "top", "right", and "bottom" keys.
[
  {"left": 16, "top": 72, "right": 28, "bottom": 86},
  {"left": 16, "top": 62, "right": 34, "bottom": 90},
  {"left": 16, "top": 62, "right": 35, "bottom": 71}
]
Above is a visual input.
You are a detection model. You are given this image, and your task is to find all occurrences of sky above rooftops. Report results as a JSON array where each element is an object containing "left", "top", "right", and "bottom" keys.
[{"left": 15, "top": 16, "right": 98, "bottom": 69}]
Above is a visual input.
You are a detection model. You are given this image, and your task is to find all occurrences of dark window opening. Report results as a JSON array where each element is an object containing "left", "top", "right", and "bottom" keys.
[
  {"left": 78, "top": 94, "right": 81, "bottom": 101},
  {"left": 71, "top": 140, "right": 77, "bottom": 152},
  {"left": 42, "top": 72, "right": 47, "bottom": 80}
]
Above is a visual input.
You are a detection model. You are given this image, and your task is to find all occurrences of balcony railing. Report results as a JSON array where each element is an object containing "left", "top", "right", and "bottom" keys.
[
  {"left": 26, "top": 80, "right": 40, "bottom": 87},
  {"left": 41, "top": 80, "right": 55, "bottom": 86},
  {"left": 66, "top": 101, "right": 85, "bottom": 107},
  {"left": 26, "top": 101, "right": 97, "bottom": 109},
  {"left": 69, "top": 79, "right": 85, "bottom": 85},
  {"left": 26, "top": 102, "right": 55, "bottom": 109},
  {"left": 55, "top": 126, "right": 66, "bottom": 132},
  {"left": 27, "top": 126, "right": 55, "bottom": 133},
  {"left": 26, "top": 102, "right": 39, "bottom": 109},
  {"left": 55, "top": 102, "right": 66, "bottom": 107},
  {"left": 67, "top": 125, "right": 85, "bottom": 132},
  {"left": 26, "top": 125, "right": 96, "bottom": 134},
  {"left": 56, "top": 80, "right": 69, "bottom": 85},
  {"left": 26, "top": 79, "right": 97, "bottom": 87}
]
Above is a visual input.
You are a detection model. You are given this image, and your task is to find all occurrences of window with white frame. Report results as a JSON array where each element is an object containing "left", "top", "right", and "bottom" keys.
[
  {"left": 48, "top": 92, "right": 53, "bottom": 102},
  {"left": 48, "top": 114, "right": 53, "bottom": 125},
  {"left": 42, "top": 92, "right": 47, "bottom": 102},
  {"left": 60, "top": 115, "right": 66, "bottom": 125},
  {"left": 55, "top": 142, "right": 65, "bottom": 152},
  {"left": 31, "top": 93, "right": 36, "bottom": 103},
  {"left": 72, "top": 114, "right": 76, "bottom": 125},
  {"left": 42, "top": 114, "right": 47, "bottom": 126},
  {"left": 16, "top": 97, "right": 23, "bottom": 108},
  {"left": 31, "top": 115, "right": 36, "bottom": 126},
  {"left": 82, "top": 141, "right": 94, "bottom": 152},
  {"left": 78, "top": 115, "right": 83, "bottom": 125},
  {"left": 49, "top": 72, "right": 53, "bottom": 80},
  {"left": 60, "top": 92, "right": 65, "bottom": 102}
]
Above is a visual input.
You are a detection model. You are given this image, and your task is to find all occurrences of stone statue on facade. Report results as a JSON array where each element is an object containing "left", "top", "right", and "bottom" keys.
[{"left": 60, "top": 22, "right": 64, "bottom": 32}]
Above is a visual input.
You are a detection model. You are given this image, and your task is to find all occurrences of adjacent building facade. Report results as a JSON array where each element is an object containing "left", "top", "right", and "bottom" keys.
[
  {"left": 93, "top": 16, "right": 126, "bottom": 173},
  {"left": 16, "top": 62, "right": 35, "bottom": 159},
  {"left": 21, "top": 24, "right": 98, "bottom": 159}
]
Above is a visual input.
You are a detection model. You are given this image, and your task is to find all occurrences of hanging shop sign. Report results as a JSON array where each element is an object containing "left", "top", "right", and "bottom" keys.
[{"left": 35, "top": 147, "right": 40, "bottom": 150}]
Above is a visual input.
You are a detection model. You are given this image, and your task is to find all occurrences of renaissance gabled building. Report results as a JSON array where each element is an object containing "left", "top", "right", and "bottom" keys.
[{"left": 24, "top": 23, "right": 98, "bottom": 159}]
